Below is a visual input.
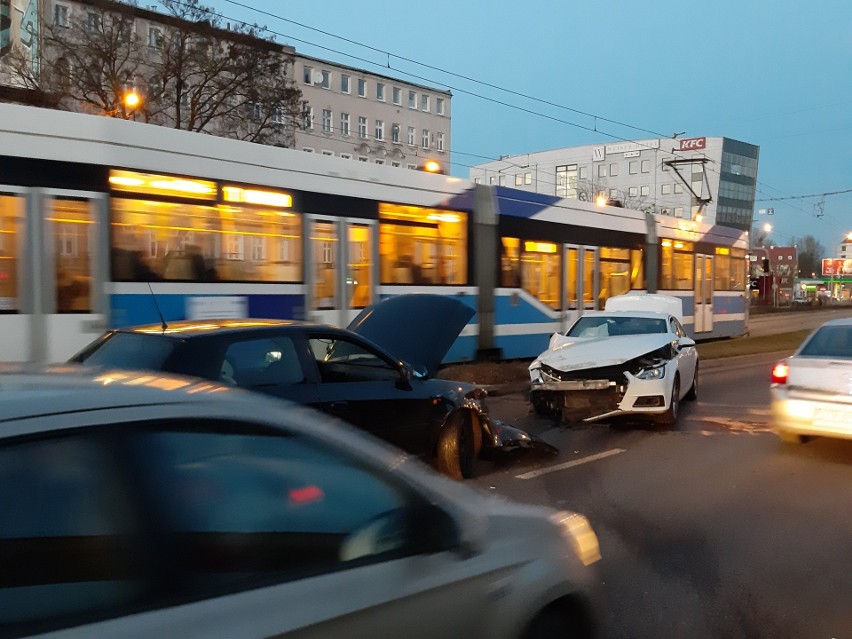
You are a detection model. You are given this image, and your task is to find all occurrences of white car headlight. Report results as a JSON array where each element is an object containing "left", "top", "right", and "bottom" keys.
[
  {"left": 549, "top": 511, "right": 601, "bottom": 566},
  {"left": 636, "top": 363, "right": 667, "bottom": 380}
]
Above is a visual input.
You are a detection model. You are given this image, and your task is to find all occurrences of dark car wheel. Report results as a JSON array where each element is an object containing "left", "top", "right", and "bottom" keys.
[
  {"left": 655, "top": 375, "right": 680, "bottom": 426},
  {"left": 685, "top": 363, "right": 698, "bottom": 401},
  {"left": 436, "top": 411, "right": 481, "bottom": 480},
  {"left": 530, "top": 390, "right": 562, "bottom": 416},
  {"left": 521, "top": 603, "right": 593, "bottom": 639}
]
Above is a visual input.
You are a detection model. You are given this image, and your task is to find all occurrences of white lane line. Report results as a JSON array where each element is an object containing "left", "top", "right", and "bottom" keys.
[{"left": 515, "top": 448, "right": 627, "bottom": 480}]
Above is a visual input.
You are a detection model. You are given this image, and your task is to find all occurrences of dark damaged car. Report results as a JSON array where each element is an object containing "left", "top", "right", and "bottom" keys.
[
  {"left": 70, "top": 294, "right": 555, "bottom": 479},
  {"left": 529, "top": 294, "right": 699, "bottom": 426}
]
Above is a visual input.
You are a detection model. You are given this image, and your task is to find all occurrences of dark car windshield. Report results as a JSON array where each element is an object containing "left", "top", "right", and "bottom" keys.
[
  {"left": 76, "top": 332, "right": 177, "bottom": 370},
  {"left": 567, "top": 316, "right": 667, "bottom": 338},
  {"left": 799, "top": 325, "right": 852, "bottom": 359}
]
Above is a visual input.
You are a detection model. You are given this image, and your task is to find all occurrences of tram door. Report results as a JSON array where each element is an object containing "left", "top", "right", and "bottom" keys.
[
  {"left": 694, "top": 253, "right": 714, "bottom": 333},
  {"left": 307, "top": 217, "right": 376, "bottom": 328},
  {"left": 562, "top": 245, "right": 598, "bottom": 332},
  {"left": 0, "top": 188, "right": 107, "bottom": 364}
]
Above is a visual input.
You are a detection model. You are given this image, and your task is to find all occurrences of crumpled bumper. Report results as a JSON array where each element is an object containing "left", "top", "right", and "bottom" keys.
[{"left": 482, "top": 416, "right": 558, "bottom": 456}]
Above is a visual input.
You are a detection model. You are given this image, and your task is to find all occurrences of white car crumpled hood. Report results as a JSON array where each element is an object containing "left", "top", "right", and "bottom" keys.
[{"left": 532, "top": 333, "right": 675, "bottom": 372}]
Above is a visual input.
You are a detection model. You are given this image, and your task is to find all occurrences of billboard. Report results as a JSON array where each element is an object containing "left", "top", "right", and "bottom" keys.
[{"left": 822, "top": 258, "right": 852, "bottom": 276}]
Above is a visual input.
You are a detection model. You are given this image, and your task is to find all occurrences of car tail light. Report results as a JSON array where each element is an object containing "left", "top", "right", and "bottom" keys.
[{"left": 771, "top": 361, "right": 789, "bottom": 385}]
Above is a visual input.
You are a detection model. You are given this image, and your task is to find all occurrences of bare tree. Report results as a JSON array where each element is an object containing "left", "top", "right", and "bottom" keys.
[
  {"left": 6, "top": 0, "right": 304, "bottom": 144},
  {"left": 791, "top": 235, "right": 825, "bottom": 278},
  {"left": 147, "top": 0, "right": 304, "bottom": 145}
]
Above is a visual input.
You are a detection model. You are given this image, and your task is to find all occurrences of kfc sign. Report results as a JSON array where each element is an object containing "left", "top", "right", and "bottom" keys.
[{"left": 679, "top": 137, "right": 706, "bottom": 151}]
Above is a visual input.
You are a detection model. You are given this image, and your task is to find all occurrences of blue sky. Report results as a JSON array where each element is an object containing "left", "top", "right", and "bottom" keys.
[{"left": 200, "top": 0, "right": 852, "bottom": 254}]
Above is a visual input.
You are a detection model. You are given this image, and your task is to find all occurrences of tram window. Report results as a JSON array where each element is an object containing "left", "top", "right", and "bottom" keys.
[
  {"left": 715, "top": 247, "right": 747, "bottom": 291},
  {"left": 598, "top": 247, "right": 632, "bottom": 307},
  {"left": 379, "top": 204, "right": 467, "bottom": 285},
  {"left": 500, "top": 237, "right": 521, "bottom": 287},
  {"left": 659, "top": 240, "right": 694, "bottom": 290},
  {"left": 52, "top": 198, "right": 95, "bottom": 313},
  {"left": 521, "top": 240, "right": 560, "bottom": 311},
  {"left": 0, "top": 195, "right": 22, "bottom": 312},
  {"left": 111, "top": 199, "right": 302, "bottom": 284}
]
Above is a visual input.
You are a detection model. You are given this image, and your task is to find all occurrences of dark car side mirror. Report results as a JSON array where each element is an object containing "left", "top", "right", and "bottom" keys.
[{"left": 395, "top": 363, "right": 413, "bottom": 390}]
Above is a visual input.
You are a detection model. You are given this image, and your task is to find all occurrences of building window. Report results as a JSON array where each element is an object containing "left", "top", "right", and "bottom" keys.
[
  {"left": 375, "top": 159, "right": 385, "bottom": 165},
  {"left": 629, "top": 161, "right": 638, "bottom": 175},
  {"left": 341, "top": 74, "right": 350, "bottom": 93},
  {"left": 320, "top": 70, "right": 330, "bottom": 89},
  {"left": 357, "top": 79, "right": 367, "bottom": 97},
  {"left": 641, "top": 159, "right": 650, "bottom": 173},
  {"left": 420, "top": 94, "right": 430, "bottom": 112},
  {"left": 375, "top": 120, "right": 384, "bottom": 141},
  {"left": 358, "top": 156, "right": 369, "bottom": 162},
  {"left": 321, "top": 150, "right": 334, "bottom": 156},
  {"left": 661, "top": 184, "right": 671, "bottom": 195},
  {"left": 609, "top": 189, "right": 618, "bottom": 198},
  {"left": 515, "top": 174, "right": 523, "bottom": 186},
  {"left": 303, "top": 147, "right": 315, "bottom": 153},
  {"left": 436, "top": 97, "right": 445, "bottom": 115},
  {"left": 610, "top": 163, "right": 619, "bottom": 177},
  {"left": 358, "top": 116, "right": 367, "bottom": 139},
  {"left": 421, "top": 129, "right": 430, "bottom": 148},
  {"left": 376, "top": 82, "right": 385, "bottom": 101},
  {"left": 629, "top": 186, "right": 638, "bottom": 197},
  {"left": 641, "top": 185, "right": 650, "bottom": 196},
  {"left": 340, "top": 153, "right": 352, "bottom": 160},
  {"left": 597, "top": 164, "right": 607, "bottom": 178},
  {"left": 54, "top": 3, "right": 69, "bottom": 27},
  {"left": 579, "top": 166, "right": 588, "bottom": 180},
  {"left": 436, "top": 132, "right": 444, "bottom": 152},
  {"left": 340, "top": 113, "right": 350, "bottom": 136},
  {"left": 392, "top": 161, "right": 401, "bottom": 167},
  {"left": 148, "top": 26, "right": 162, "bottom": 48},
  {"left": 525, "top": 173, "right": 532, "bottom": 185},
  {"left": 407, "top": 126, "right": 415, "bottom": 146},
  {"left": 408, "top": 90, "right": 416, "bottom": 109},
  {"left": 303, "top": 106, "right": 314, "bottom": 129},
  {"left": 271, "top": 105, "right": 284, "bottom": 124},
  {"left": 303, "top": 65, "right": 313, "bottom": 84},
  {"left": 322, "top": 109, "right": 332, "bottom": 133},
  {"left": 674, "top": 207, "right": 684, "bottom": 217},
  {"left": 391, "top": 124, "right": 400, "bottom": 144},
  {"left": 392, "top": 87, "right": 401, "bottom": 105},
  {"left": 674, "top": 184, "right": 684, "bottom": 194},
  {"left": 407, "top": 164, "right": 417, "bottom": 170},
  {"left": 85, "top": 11, "right": 101, "bottom": 32}
]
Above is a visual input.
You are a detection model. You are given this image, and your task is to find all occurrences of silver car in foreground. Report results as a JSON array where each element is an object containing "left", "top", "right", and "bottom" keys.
[
  {"left": 0, "top": 366, "right": 600, "bottom": 638},
  {"left": 770, "top": 317, "right": 852, "bottom": 443}
]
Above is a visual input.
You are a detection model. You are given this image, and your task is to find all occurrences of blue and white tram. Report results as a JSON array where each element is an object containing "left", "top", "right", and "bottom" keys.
[{"left": 0, "top": 103, "right": 748, "bottom": 364}]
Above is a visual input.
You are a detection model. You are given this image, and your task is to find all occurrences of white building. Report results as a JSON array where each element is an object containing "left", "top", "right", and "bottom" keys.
[
  {"left": 295, "top": 54, "right": 451, "bottom": 170},
  {"left": 470, "top": 136, "right": 759, "bottom": 232}
]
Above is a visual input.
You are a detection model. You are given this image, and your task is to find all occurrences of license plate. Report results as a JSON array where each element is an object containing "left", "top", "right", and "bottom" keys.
[{"left": 815, "top": 407, "right": 851, "bottom": 426}]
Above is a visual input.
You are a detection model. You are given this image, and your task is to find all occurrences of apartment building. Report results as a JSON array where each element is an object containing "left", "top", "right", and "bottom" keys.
[
  {"left": 295, "top": 54, "right": 451, "bottom": 170},
  {"left": 470, "top": 137, "right": 759, "bottom": 232}
]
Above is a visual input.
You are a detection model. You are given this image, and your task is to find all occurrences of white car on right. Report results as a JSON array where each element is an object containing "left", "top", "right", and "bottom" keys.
[{"left": 770, "top": 317, "right": 852, "bottom": 443}]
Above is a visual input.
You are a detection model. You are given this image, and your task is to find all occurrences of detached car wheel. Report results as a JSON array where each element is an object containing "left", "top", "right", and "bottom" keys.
[
  {"left": 437, "top": 411, "right": 481, "bottom": 480},
  {"left": 656, "top": 375, "right": 680, "bottom": 426}
]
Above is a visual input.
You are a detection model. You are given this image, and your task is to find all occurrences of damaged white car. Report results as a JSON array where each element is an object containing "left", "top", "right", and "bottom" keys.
[{"left": 529, "top": 294, "right": 698, "bottom": 425}]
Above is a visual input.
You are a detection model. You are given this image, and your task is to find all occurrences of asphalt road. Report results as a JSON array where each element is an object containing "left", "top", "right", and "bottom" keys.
[{"left": 477, "top": 322, "right": 852, "bottom": 639}]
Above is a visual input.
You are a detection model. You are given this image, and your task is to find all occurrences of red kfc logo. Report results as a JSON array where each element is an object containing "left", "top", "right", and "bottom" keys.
[{"left": 679, "top": 137, "right": 706, "bottom": 151}]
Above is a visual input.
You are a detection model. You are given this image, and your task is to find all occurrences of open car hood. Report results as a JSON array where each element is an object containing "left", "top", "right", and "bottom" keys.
[
  {"left": 348, "top": 294, "right": 475, "bottom": 378},
  {"left": 534, "top": 333, "right": 676, "bottom": 372}
]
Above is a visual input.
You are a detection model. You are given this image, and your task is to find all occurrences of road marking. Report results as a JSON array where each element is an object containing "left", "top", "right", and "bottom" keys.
[{"left": 515, "top": 448, "right": 627, "bottom": 480}]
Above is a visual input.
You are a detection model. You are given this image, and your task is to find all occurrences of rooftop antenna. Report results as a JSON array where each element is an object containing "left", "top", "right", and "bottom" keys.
[{"left": 147, "top": 282, "right": 168, "bottom": 332}]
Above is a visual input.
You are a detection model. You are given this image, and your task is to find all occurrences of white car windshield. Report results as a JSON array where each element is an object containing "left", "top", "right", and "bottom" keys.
[{"left": 567, "top": 316, "right": 667, "bottom": 338}]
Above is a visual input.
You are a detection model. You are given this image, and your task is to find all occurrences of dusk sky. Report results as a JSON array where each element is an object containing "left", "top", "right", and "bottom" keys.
[{"left": 200, "top": 0, "right": 852, "bottom": 254}]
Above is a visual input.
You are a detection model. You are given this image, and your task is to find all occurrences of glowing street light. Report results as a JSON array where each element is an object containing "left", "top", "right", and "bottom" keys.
[{"left": 123, "top": 90, "right": 140, "bottom": 110}]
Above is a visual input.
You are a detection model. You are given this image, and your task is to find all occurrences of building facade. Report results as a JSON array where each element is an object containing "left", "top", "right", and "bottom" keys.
[
  {"left": 1, "top": 0, "right": 452, "bottom": 167},
  {"left": 295, "top": 54, "right": 451, "bottom": 170},
  {"left": 469, "top": 136, "right": 759, "bottom": 232}
]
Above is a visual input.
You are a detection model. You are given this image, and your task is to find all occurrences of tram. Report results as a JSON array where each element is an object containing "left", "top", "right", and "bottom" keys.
[{"left": 0, "top": 103, "right": 748, "bottom": 364}]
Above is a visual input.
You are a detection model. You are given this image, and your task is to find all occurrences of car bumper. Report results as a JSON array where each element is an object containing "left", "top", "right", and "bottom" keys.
[
  {"left": 531, "top": 373, "right": 674, "bottom": 422},
  {"left": 771, "top": 392, "right": 852, "bottom": 441}
]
